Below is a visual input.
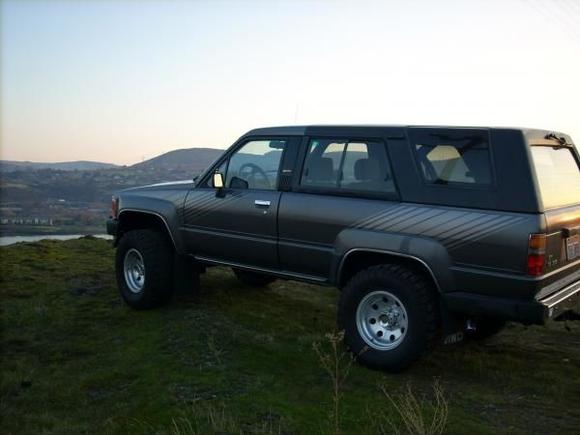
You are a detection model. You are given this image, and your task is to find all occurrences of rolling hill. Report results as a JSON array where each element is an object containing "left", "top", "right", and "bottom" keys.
[
  {"left": 1, "top": 147, "right": 225, "bottom": 174},
  {"left": 131, "top": 148, "right": 224, "bottom": 173},
  {"left": 0, "top": 147, "right": 227, "bottom": 234}
]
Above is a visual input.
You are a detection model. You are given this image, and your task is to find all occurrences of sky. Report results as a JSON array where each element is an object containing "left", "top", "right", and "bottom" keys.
[{"left": 1, "top": 0, "right": 579, "bottom": 165}]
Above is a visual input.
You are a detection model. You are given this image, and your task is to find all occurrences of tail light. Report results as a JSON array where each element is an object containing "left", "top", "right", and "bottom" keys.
[
  {"left": 527, "top": 233, "right": 546, "bottom": 276},
  {"left": 111, "top": 196, "right": 119, "bottom": 219}
]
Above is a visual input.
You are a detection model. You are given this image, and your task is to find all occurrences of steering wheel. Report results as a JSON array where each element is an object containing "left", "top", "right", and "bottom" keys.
[{"left": 238, "top": 163, "right": 271, "bottom": 189}]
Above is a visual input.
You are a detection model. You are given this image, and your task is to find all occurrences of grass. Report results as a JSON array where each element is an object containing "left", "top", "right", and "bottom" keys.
[
  {"left": 1, "top": 238, "right": 580, "bottom": 434},
  {"left": 379, "top": 379, "right": 448, "bottom": 435},
  {"left": 0, "top": 224, "right": 106, "bottom": 236}
]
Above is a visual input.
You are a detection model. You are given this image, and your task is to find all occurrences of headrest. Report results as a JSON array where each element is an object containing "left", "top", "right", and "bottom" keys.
[
  {"left": 354, "top": 158, "right": 380, "bottom": 180},
  {"left": 308, "top": 157, "right": 334, "bottom": 180}
]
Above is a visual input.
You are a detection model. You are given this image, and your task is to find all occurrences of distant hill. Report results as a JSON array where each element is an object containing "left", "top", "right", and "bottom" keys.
[
  {"left": 0, "top": 147, "right": 226, "bottom": 219},
  {"left": 0, "top": 147, "right": 225, "bottom": 174},
  {"left": 0, "top": 160, "right": 120, "bottom": 172},
  {"left": 132, "top": 148, "right": 224, "bottom": 173}
]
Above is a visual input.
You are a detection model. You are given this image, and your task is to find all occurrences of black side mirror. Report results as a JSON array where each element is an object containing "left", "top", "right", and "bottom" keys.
[{"left": 229, "top": 176, "right": 249, "bottom": 190}]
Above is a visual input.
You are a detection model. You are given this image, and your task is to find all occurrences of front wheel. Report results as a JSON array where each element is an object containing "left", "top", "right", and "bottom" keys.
[
  {"left": 115, "top": 229, "right": 174, "bottom": 309},
  {"left": 338, "top": 264, "right": 439, "bottom": 372}
]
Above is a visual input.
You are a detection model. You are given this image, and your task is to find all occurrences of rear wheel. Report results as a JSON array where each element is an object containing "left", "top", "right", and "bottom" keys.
[
  {"left": 233, "top": 268, "right": 276, "bottom": 287},
  {"left": 116, "top": 229, "right": 174, "bottom": 309},
  {"left": 338, "top": 264, "right": 439, "bottom": 372}
]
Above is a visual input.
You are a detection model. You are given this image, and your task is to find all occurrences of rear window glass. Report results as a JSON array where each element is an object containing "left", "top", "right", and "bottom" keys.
[
  {"left": 411, "top": 129, "right": 492, "bottom": 186},
  {"left": 531, "top": 146, "right": 580, "bottom": 209}
]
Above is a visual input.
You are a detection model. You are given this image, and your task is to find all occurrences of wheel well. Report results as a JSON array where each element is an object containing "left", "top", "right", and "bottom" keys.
[
  {"left": 117, "top": 211, "right": 175, "bottom": 250},
  {"left": 338, "top": 250, "right": 440, "bottom": 291}
]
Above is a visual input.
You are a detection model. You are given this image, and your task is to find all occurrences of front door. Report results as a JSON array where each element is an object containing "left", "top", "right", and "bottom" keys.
[{"left": 182, "top": 138, "right": 287, "bottom": 269}]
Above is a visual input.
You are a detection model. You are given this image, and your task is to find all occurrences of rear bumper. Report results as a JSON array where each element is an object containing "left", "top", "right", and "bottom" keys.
[
  {"left": 538, "top": 279, "right": 580, "bottom": 319},
  {"left": 443, "top": 279, "right": 580, "bottom": 325},
  {"left": 106, "top": 218, "right": 118, "bottom": 237}
]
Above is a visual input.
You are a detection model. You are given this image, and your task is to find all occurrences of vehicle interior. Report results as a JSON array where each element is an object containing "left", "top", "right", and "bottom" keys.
[{"left": 301, "top": 139, "right": 395, "bottom": 192}]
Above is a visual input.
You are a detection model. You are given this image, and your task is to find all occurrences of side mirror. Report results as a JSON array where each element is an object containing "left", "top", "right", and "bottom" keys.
[
  {"left": 229, "top": 176, "right": 249, "bottom": 190},
  {"left": 213, "top": 172, "right": 224, "bottom": 189}
]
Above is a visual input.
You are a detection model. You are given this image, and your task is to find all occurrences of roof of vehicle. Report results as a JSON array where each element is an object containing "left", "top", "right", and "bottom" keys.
[
  {"left": 244, "top": 125, "right": 570, "bottom": 141},
  {"left": 245, "top": 125, "right": 576, "bottom": 147}
]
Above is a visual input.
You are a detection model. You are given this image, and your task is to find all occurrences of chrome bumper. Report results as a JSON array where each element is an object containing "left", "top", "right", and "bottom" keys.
[{"left": 538, "top": 279, "right": 580, "bottom": 319}]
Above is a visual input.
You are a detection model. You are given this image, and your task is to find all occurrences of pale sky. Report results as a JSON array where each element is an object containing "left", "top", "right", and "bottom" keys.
[{"left": 1, "top": 0, "right": 579, "bottom": 165}]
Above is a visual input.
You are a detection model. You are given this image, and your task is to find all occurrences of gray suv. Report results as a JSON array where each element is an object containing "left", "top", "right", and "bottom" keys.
[{"left": 107, "top": 125, "right": 580, "bottom": 371}]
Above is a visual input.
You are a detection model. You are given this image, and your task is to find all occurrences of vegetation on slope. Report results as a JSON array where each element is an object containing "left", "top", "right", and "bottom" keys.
[
  {"left": 1, "top": 238, "right": 579, "bottom": 434},
  {"left": 0, "top": 148, "right": 223, "bottom": 234}
]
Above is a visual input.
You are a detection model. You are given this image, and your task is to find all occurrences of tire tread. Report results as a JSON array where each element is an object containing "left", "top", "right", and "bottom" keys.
[
  {"left": 116, "top": 229, "right": 173, "bottom": 309},
  {"left": 338, "top": 263, "right": 440, "bottom": 371}
]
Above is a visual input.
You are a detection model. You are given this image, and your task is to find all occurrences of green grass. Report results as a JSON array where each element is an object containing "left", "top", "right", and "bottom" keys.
[
  {"left": 1, "top": 238, "right": 579, "bottom": 434},
  {"left": 0, "top": 225, "right": 106, "bottom": 236}
]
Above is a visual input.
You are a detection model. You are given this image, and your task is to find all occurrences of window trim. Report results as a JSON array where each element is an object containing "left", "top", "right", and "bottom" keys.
[
  {"left": 408, "top": 128, "right": 497, "bottom": 191},
  {"left": 294, "top": 136, "right": 400, "bottom": 201},
  {"left": 197, "top": 135, "right": 290, "bottom": 191}
]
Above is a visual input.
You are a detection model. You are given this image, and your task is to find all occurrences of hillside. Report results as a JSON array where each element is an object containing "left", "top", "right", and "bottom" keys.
[
  {"left": 0, "top": 147, "right": 224, "bottom": 235},
  {"left": 0, "top": 147, "right": 224, "bottom": 174},
  {"left": 132, "top": 148, "right": 223, "bottom": 173},
  {"left": 0, "top": 160, "right": 120, "bottom": 172},
  {"left": 1, "top": 238, "right": 580, "bottom": 434}
]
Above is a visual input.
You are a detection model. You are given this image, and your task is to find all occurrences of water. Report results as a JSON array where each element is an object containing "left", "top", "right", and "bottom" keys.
[{"left": 0, "top": 234, "right": 112, "bottom": 246}]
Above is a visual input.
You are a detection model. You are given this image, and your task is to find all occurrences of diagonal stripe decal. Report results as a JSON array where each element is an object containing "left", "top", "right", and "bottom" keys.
[
  {"left": 437, "top": 214, "right": 511, "bottom": 245},
  {"left": 183, "top": 191, "right": 246, "bottom": 224},
  {"left": 353, "top": 205, "right": 407, "bottom": 229},
  {"left": 348, "top": 202, "right": 533, "bottom": 251},
  {"left": 371, "top": 207, "right": 433, "bottom": 232},
  {"left": 394, "top": 209, "right": 450, "bottom": 233},
  {"left": 358, "top": 206, "right": 419, "bottom": 230},
  {"left": 447, "top": 217, "right": 527, "bottom": 250}
]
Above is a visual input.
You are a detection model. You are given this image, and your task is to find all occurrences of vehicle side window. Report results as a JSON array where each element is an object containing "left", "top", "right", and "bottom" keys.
[
  {"left": 301, "top": 138, "right": 395, "bottom": 193},
  {"left": 411, "top": 129, "right": 492, "bottom": 186},
  {"left": 301, "top": 140, "right": 345, "bottom": 187},
  {"left": 225, "top": 140, "right": 286, "bottom": 190}
]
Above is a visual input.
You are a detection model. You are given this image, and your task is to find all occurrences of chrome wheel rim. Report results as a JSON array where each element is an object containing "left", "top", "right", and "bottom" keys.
[
  {"left": 356, "top": 290, "right": 408, "bottom": 351},
  {"left": 123, "top": 248, "right": 145, "bottom": 294}
]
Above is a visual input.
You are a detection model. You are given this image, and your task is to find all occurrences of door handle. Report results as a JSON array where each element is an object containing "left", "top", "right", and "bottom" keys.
[{"left": 254, "top": 200, "right": 271, "bottom": 207}]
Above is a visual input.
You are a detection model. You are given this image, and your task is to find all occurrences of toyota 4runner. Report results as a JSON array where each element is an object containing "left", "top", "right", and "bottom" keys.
[{"left": 107, "top": 125, "right": 580, "bottom": 371}]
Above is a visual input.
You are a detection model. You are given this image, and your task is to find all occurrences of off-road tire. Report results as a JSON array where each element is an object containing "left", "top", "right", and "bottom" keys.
[
  {"left": 466, "top": 317, "right": 506, "bottom": 341},
  {"left": 116, "top": 229, "right": 174, "bottom": 309},
  {"left": 233, "top": 268, "right": 276, "bottom": 287},
  {"left": 338, "top": 264, "right": 440, "bottom": 372}
]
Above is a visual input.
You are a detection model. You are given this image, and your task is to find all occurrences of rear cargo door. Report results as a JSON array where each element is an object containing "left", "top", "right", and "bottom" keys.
[{"left": 530, "top": 144, "right": 580, "bottom": 273}]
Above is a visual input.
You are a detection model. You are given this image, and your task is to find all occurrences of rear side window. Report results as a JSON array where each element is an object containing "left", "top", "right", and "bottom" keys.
[
  {"left": 531, "top": 146, "right": 580, "bottom": 209},
  {"left": 411, "top": 129, "right": 493, "bottom": 186},
  {"left": 300, "top": 138, "right": 396, "bottom": 194}
]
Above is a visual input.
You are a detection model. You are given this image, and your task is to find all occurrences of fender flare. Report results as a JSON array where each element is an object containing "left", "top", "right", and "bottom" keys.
[
  {"left": 117, "top": 208, "right": 181, "bottom": 253},
  {"left": 332, "top": 228, "right": 455, "bottom": 293}
]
